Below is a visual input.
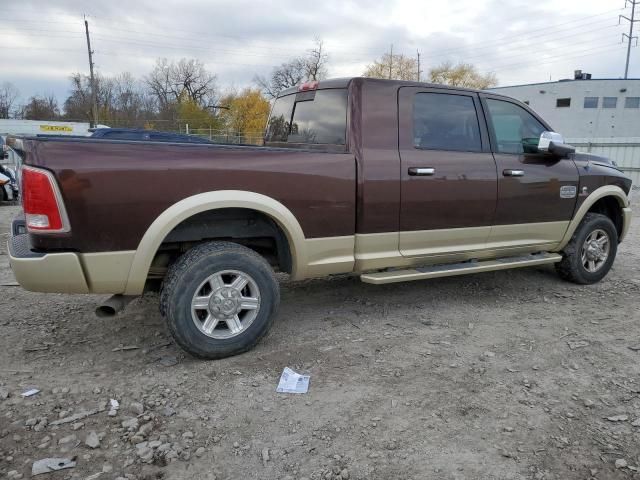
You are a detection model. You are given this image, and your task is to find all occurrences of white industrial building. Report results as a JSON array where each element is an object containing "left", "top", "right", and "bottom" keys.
[
  {"left": 0, "top": 119, "right": 103, "bottom": 137},
  {"left": 489, "top": 72, "right": 640, "bottom": 184}
]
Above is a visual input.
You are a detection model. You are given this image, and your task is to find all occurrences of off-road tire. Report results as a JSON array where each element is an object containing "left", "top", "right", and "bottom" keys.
[
  {"left": 160, "top": 241, "right": 280, "bottom": 359},
  {"left": 555, "top": 213, "right": 618, "bottom": 285}
]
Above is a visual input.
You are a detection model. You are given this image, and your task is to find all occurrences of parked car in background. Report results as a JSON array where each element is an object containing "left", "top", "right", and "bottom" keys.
[
  {"left": 0, "top": 137, "right": 19, "bottom": 202},
  {"left": 90, "top": 128, "right": 215, "bottom": 144},
  {"left": 6, "top": 77, "right": 633, "bottom": 360},
  {"left": 0, "top": 166, "right": 18, "bottom": 202}
]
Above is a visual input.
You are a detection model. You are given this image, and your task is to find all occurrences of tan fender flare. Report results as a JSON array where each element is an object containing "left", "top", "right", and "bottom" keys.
[
  {"left": 556, "top": 185, "right": 631, "bottom": 251},
  {"left": 123, "top": 191, "right": 308, "bottom": 295}
]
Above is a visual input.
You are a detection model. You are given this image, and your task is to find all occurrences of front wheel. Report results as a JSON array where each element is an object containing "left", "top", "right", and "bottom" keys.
[
  {"left": 555, "top": 212, "right": 618, "bottom": 284},
  {"left": 160, "top": 241, "right": 280, "bottom": 359}
]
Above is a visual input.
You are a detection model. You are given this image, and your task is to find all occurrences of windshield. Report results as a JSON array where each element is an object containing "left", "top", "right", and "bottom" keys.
[{"left": 265, "top": 89, "right": 348, "bottom": 147}]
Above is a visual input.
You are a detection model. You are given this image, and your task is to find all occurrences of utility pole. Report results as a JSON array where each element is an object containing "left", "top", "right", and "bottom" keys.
[
  {"left": 84, "top": 16, "right": 99, "bottom": 127},
  {"left": 620, "top": 0, "right": 639, "bottom": 79},
  {"left": 389, "top": 44, "right": 393, "bottom": 79},
  {"left": 416, "top": 49, "right": 421, "bottom": 82}
]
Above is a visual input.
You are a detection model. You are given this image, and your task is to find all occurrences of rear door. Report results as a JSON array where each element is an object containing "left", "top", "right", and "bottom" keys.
[
  {"left": 398, "top": 87, "right": 498, "bottom": 256},
  {"left": 480, "top": 94, "right": 579, "bottom": 248}
]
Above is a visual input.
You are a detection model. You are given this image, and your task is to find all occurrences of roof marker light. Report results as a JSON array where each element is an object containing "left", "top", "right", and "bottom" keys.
[{"left": 298, "top": 80, "right": 319, "bottom": 91}]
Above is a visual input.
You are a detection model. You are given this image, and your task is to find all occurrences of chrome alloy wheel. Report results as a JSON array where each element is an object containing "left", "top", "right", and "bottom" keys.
[
  {"left": 581, "top": 229, "right": 610, "bottom": 273},
  {"left": 191, "top": 270, "right": 261, "bottom": 339}
]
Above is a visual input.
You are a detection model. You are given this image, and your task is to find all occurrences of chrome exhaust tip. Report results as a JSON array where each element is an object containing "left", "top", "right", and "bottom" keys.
[{"left": 95, "top": 295, "right": 136, "bottom": 318}]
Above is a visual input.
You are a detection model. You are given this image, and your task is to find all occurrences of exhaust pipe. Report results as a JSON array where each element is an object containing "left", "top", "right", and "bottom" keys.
[{"left": 95, "top": 295, "right": 136, "bottom": 318}]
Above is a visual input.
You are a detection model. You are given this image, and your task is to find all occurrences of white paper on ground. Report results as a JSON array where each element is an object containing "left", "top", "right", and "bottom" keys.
[
  {"left": 21, "top": 388, "right": 40, "bottom": 397},
  {"left": 276, "top": 367, "right": 310, "bottom": 394}
]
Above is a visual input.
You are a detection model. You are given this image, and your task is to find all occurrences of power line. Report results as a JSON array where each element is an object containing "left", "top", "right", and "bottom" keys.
[
  {"left": 489, "top": 43, "right": 622, "bottom": 74},
  {"left": 0, "top": 7, "right": 622, "bottom": 59}
]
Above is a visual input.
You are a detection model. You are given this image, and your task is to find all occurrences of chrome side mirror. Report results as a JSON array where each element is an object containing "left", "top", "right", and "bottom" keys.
[
  {"left": 538, "top": 131, "right": 575, "bottom": 158},
  {"left": 537, "top": 131, "right": 565, "bottom": 151}
]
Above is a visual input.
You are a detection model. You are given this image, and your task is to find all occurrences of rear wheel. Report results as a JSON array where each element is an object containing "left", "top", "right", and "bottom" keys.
[
  {"left": 555, "top": 213, "right": 618, "bottom": 284},
  {"left": 160, "top": 241, "right": 280, "bottom": 359}
]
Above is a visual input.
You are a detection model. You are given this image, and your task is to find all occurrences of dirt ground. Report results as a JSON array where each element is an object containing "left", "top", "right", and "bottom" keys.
[{"left": 1, "top": 197, "right": 640, "bottom": 480}]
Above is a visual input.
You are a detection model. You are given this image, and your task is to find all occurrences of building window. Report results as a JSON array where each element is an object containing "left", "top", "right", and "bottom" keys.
[
  {"left": 584, "top": 97, "right": 599, "bottom": 108},
  {"left": 625, "top": 97, "right": 640, "bottom": 108},
  {"left": 556, "top": 98, "right": 571, "bottom": 107},
  {"left": 602, "top": 97, "right": 618, "bottom": 108}
]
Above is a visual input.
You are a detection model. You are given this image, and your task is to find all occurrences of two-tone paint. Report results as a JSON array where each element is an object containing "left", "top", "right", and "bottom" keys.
[{"left": 8, "top": 77, "right": 632, "bottom": 295}]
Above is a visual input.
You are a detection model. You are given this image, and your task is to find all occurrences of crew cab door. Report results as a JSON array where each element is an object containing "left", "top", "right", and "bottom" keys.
[
  {"left": 398, "top": 87, "right": 497, "bottom": 256},
  {"left": 480, "top": 94, "right": 579, "bottom": 248}
]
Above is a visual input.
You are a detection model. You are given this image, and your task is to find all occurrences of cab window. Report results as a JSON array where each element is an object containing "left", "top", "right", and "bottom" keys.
[
  {"left": 265, "top": 89, "right": 348, "bottom": 146},
  {"left": 413, "top": 93, "right": 482, "bottom": 152},
  {"left": 486, "top": 99, "right": 546, "bottom": 154}
]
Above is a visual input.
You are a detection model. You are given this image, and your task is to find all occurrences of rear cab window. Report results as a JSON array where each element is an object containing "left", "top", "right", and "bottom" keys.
[{"left": 265, "top": 89, "right": 348, "bottom": 150}]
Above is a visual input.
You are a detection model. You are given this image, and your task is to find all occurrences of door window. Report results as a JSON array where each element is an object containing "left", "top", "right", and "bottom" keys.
[
  {"left": 412, "top": 93, "right": 482, "bottom": 152},
  {"left": 485, "top": 99, "right": 546, "bottom": 154}
]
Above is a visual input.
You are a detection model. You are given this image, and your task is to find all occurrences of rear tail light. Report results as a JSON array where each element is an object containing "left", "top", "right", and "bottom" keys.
[{"left": 21, "top": 166, "right": 70, "bottom": 233}]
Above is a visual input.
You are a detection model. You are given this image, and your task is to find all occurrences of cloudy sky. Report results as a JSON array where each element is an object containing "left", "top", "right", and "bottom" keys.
[{"left": 1, "top": 0, "right": 638, "bottom": 106}]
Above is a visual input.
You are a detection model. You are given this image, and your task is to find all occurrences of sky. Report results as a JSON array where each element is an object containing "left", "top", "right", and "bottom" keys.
[{"left": 1, "top": 0, "right": 638, "bottom": 107}]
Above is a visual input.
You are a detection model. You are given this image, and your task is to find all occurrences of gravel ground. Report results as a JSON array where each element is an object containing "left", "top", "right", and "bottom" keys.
[{"left": 1, "top": 198, "right": 640, "bottom": 480}]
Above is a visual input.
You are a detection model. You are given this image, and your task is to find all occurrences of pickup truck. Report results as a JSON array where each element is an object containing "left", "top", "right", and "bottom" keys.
[{"left": 7, "top": 77, "right": 632, "bottom": 359}]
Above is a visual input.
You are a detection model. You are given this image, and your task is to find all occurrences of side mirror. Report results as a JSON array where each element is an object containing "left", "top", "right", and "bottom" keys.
[
  {"left": 537, "top": 131, "right": 565, "bottom": 151},
  {"left": 548, "top": 141, "right": 575, "bottom": 158},
  {"left": 538, "top": 131, "right": 575, "bottom": 158}
]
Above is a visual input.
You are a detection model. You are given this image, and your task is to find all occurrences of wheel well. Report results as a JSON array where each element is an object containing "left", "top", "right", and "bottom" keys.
[
  {"left": 146, "top": 208, "right": 292, "bottom": 288},
  {"left": 587, "top": 196, "right": 623, "bottom": 239}
]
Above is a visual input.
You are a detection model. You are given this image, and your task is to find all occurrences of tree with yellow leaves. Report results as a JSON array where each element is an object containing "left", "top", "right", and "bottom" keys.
[
  {"left": 177, "top": 94, "right": 221, "bottom": 131},
  {"left": 428, "top": 62, "right": 497, "bottom": 89},
  {"left": 363, "top": 52, "right": 419, "bottom": 81},
  {"left": 218, "top": 88, "right": 271, "bottom": 144}
]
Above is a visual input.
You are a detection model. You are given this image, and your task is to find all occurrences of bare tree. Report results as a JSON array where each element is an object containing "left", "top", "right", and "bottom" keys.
[
  {"left": 64, "top": 73, "right": 98, "bottom": 122},
  {"left": 363, "top": 52, "right": 418, "bottom": 81},
  {"left": 21, "top": 94, "right": 60, "bottom": 120},
  {"left": 63, "top": 72, "right": 159, "bottom": 127},
  {"left": 255, "top": 58, "right": 307, "bottom": 99},
  {"left": 306, "top": 37, "right": 328, "bottom": 81},
  {"left": 429, "top": 62, "right": 497, "bottom": 89},
  {"left": 0, "top": 82, "right": 20, "bottom": 119},
  {"left": 256, "top": 38, "right": 329, "bottom": 98},
  {"left": 173, "top": 58, "right": 217, "bottom": 105},
  {"left": 144, "top": 58, "right": 174, "bottom": 110},
  {"left": 145, "top": 58, "right": 217, "bottom": 108}
]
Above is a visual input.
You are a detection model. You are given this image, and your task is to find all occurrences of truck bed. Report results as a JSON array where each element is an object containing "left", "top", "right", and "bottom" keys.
[{"left": 16, "top": 136, "right": 357, "bottom": 252}]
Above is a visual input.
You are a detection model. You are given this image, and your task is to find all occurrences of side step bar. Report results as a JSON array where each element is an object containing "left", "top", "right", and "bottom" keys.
[{"left": 360, "top": 252, "right": 562, "bottom": 285}]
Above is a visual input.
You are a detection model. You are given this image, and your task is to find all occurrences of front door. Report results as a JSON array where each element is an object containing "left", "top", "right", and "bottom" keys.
[
  {"left": 398, "top": 87, "right": 498, "bottom": 257},
  {"left": 480, "top": 94, "right": 580, "bottom": 249}
]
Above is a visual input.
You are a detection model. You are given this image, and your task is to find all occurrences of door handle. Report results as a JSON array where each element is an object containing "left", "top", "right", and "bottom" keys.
[
  {"left": 408, "top": 167, "right": 435, "bottom": 176},
  {"left": 503, "top": 169, "right": 524, "bottom": 177}
]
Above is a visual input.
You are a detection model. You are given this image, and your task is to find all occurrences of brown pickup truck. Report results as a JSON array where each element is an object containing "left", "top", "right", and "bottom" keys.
[{"left": 7, "top": 77, "right": 632, "bottom": 359}]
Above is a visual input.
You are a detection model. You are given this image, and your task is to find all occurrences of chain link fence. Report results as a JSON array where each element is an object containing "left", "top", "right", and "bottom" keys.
[{"left": 182, "top": 128, "right": 264, "bottom": 146}]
